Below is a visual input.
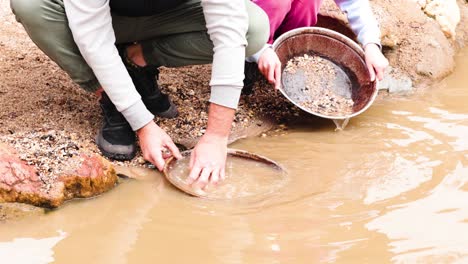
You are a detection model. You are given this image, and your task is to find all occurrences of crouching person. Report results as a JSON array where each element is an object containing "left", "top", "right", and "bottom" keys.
[
  {"left": 10, "top": 0, "right": 270, "bottom": 188},
  {"left": 243, "top": 0, "right": 389, "bottom": 94}
]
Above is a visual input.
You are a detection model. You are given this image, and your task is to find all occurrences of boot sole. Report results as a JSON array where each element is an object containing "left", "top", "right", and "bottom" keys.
[
  {"left": 155, "top": 103, "right": 178, "bottom": 119},
  {"left": 96, "top": 131, "right": 136, "bottom": 161},
  {"left": 98, "top": 146, "right": 136, "bottom": 161}
]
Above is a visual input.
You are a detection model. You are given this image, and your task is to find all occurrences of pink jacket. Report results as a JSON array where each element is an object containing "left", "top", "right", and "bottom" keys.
[{"left": 253, "top": 0, "right": 381, "bottom": 46}]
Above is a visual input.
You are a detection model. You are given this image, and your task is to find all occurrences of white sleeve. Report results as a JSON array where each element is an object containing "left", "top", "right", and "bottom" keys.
[
  {"left": 201, "top": 0, "right": 249, "bottom": 109},
  {"left": 63, "top": 0, "right": 154, "bottom": 130},
  {"left": 334, "top": 0, "right": 381, "bottom": 47}
]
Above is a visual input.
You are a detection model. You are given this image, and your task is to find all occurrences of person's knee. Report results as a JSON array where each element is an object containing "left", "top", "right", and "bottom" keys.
[
  {"left": 246, "top": 3, "right": 270, "bottom": 57},
  {"left": 10, "top": 0, "right": 45, "bottom": 24}
]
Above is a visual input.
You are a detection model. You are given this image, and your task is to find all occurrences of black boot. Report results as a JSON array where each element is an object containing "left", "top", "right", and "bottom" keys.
[
  {"left": 243, "top": 61, "right": 260, "bottom": 95},
  {"left": 121, "top": 48, "right": 178, "bottom": 118},
  {"left": 96, "top": 92, "right": 136, "bottom": 161}
]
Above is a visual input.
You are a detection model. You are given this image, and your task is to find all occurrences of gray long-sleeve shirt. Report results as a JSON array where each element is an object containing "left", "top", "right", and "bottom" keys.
[{"left": 63, "top": 0, "right": 249, "bottom": 131}]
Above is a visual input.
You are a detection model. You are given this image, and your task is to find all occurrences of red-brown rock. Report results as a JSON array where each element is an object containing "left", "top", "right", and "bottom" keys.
[
  {"left": 0, "top": 143, "right": 117, "bottom": 208},
  {"left": 60, "top": 154, "right": 117, "bottom": 201}
]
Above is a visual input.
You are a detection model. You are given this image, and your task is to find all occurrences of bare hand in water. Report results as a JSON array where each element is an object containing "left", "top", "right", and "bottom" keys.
[
  {"left": 364, "top": 43, "right": 389, "bottom": 81},
  {"left": 186, "top": 134, "right": 228, "bottom": 189},
  {"left": 137, "top": 121, "right": 182, "bottom": 171}
]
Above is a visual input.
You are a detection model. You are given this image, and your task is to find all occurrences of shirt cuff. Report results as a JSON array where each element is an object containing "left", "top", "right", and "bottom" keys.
[
  {"left": 361, "top": 36, "right": 382, "bottom": 50},
  {"left": 121, "top": 99, "right": 155, "bottom": 131},
  {"left": 245, "top": 44, "right": 272, "bottom": 63},
  {"left": 209, "top": 85, "right": 242, "bottom": 109}
]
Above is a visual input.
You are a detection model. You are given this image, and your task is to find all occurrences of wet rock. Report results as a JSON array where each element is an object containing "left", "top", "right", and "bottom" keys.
[
  {"left": 377, "top": 66, "right": 414, "bottom": 94},
  {"left": 415, "top": 0, "right": 461, "bottom": 39},
  {"left": 0, "top": 143, "right": 117, "bottom": 208},
  {"left": 60, "top": 154, "right": 118, "bottom": 201},
  {"left": 0, "top": 143, "right": 63, "bottom": 208}
]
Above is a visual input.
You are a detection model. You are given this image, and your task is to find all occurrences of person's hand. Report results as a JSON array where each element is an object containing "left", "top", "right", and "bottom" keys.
[
  {"left": 364, "top": 43, "right": 389, "bottom": 81},
  {"left": 258, "top": 47, "right": 282, "bottom": 90},
  {"left": 137, "top": 121, "right": 182, "bottom": 171},
  {"left": 186, "top": 134, "right": 228, "bottom": 190}
]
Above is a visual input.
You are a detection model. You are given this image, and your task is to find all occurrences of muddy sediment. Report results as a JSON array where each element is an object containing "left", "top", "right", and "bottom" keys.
[
  {"left": 283, "top": 54, "right": 354, "bottom": 116},
  {"left": 0, "top": 203, "right": 45, "bottom": 222}
]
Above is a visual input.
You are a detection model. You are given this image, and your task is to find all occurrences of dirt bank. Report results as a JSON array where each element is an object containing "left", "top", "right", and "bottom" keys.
[{"left": 319, "top": 0, "right": 468, "bottom": 88}]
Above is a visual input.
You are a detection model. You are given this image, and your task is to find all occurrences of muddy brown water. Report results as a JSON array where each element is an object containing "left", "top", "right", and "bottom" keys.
[{"left": 0, "top": 49, "right": 467, "bottom": 263}]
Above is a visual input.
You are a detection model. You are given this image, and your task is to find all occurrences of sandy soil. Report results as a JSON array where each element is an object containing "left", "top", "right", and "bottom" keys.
[{"left": 0, "top": 1, "right": 100, "bottom": 149}]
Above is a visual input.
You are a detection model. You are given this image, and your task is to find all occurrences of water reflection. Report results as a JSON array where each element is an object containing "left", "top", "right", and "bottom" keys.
[
  {"left": 364, "top": 155, "right": 439, "bottom": 204},
  {"left": 366, "top": 164, "right": 468, "bottom": 263},
  {"left": 0, "top": 231, "right": 66, "bottom": 264},
  {"left": 408, "top": 108, "right": 468, "bottom": 152}
]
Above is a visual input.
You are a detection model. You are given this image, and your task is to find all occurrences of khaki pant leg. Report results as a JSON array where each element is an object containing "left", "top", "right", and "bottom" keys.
[{"left": 135, "top": 0, "right": 269, "bottom": 67}]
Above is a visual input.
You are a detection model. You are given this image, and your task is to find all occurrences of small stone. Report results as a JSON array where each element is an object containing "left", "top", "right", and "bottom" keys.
[
  {"left": 427, "top": 38, "right": 440, "bottom": 49},
  {"left": 378, "top": 66, "right": 414, "bottom": 94},
  {"left": 388, "top": 76, "right": 413, "bottom": 94},
  {"left": 416, "top": 63, "right": 433, "bottom": 77},
  {"left": 137, "top": 156, "right": 146, "bottom": 165},
  {"left": 167, "top": 85, "right": 178, "bottom": 93}
]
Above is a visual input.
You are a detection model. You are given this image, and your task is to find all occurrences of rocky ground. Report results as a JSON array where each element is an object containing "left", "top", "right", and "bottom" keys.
[{"left": 0, "top": 0, "right": 467, "bottom": 211}]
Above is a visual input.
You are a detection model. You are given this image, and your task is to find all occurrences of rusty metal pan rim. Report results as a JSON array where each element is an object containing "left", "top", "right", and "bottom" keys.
[
  {"left": 163, "top": 148, "right": 287, "bottom": 199},
  {"left": 272, "top": 26, "right": 378, "bottom": 120}
]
